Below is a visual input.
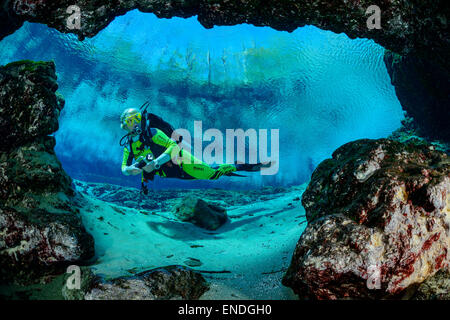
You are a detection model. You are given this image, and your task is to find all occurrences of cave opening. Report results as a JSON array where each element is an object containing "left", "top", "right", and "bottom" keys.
[
  {"left": 0, "top": 10, "right": 404, "bottom": 191},
  {"left": 0, "top": 10, "right": 407, "bottom": 299}
]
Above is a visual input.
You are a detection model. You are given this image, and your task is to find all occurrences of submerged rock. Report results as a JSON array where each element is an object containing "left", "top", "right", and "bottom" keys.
[
  {"left": 389, "top": 117, "right": 450, "bottom": 155},
  {"left": 0, "top": 60, "right": 94, "bottom": 284},
  {"left": 0, "top": 60, "right": 64, "bottom": 152},
  {"left": 74, "top": 179, "right": 282, "bottom": 210},
  {"left": 184, "top": 257, "right": 203, "bottom": 268},
  {"left": 62, "top": 266, "right": 209, "bottom": 300},
  {"left": 283, "top": 139, "right": 450, "bottom": 299},
  {"left": 0, "top": 206, "right": 94, "bottom": 284},
  {"left": 412, "top": 269, "right": 450, "bottom": 300},
  {"left": 172, "top": 197, "right": 228, "bottom": 230},
  {"left": 0, "top": 137, "right": 73, "bottom": 209}
]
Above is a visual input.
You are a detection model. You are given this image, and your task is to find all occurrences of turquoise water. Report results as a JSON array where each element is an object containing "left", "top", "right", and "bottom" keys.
[{"left": 0, "top": 10, "right": 404, "bottom": 190}]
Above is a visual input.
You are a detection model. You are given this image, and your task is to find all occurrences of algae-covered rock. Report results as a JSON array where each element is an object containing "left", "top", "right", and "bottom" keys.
[
  {"left": 172, "top": 197, "right": 228, "bottom": 230},
  {"left": 62, "top": 266, "right": 209, "bottom": 300},
  {"left": 0, "top": 60, "right": 64, "bottom": 152},
  {"left": 412, "top": 269, "right": 450, "bottom": 300},
  {"left": 389, "top": 117, "right": 450, "bottom": 155},
  {"left": 0, "top": 60, "right": 94, "bottom": 284},
  {"left": 61, "top": 267, "right": 100, "bottom": 300},
  {"left": 0, "top": 137, "right": 73, "bottom": 210},
  {"left": 283, "top": 139, "right": 450, "bottom": 299}
]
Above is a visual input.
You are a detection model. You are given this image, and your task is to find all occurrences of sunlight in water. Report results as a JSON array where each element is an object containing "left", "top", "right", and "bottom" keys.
[{"left": 0, "top": 10, "right": 404, "bottom": 189}]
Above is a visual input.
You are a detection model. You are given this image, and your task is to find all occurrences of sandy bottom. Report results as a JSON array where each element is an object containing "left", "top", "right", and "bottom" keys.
[{"left": 78, "top": 184, "right": 307, "bottom": 300}]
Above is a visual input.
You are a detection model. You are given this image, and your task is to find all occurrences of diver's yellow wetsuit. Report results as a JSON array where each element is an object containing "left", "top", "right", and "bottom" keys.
[{"left": 121, "top": 128, "right": 237, "bottom": 181}]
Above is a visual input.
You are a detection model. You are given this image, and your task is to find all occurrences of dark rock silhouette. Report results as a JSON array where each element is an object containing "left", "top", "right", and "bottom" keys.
[
  {"left": 0, "top": 60, "right": 94, "bottom": 284},
  {"left": 172, "top": 197, "right": 228, "bottom": 230},
  {"left": 1, "top": 0, "right": 446, "bottom": 56},
  {"left": 385, "top": 51, "right": 449, "bottom": 143},
  {"left": 388, "top": 117, "right": 449, "bottom": 155},
  {"left": 0, "top": 60, "right": 63, "bottom": 152},
  {"left": 62, "top": 265, "right": 209, "bottom": 300}
]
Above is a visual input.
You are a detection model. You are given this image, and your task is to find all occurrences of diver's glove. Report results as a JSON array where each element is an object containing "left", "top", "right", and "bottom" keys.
[
  {"left": 122, "top": 164, "right": 143, "bottom": 176},
  {"left": 143, "top": 161, "right": 157, "bottom": 173}
]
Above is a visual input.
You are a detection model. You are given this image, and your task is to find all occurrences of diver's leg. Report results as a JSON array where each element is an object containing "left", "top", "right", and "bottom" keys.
[
  {"left": 175, "top": 149, "right": 235, "bottom": 180},
  {"left": 177, "top": 150, "right": 243, "bottom": 180},
  {"left": 181, "top": 162, "right": 271, "bottom": 180},
  {"left": 181, "top": 162, "right": 236, "bottom": 180}
]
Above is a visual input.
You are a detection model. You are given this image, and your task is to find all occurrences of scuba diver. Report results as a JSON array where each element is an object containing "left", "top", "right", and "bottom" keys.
[{"left": 120, "top": 102, "right": 270, "bottom": 194}]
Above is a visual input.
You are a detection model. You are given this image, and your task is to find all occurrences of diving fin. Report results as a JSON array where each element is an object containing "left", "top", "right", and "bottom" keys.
[
  {"left": 226, "top": 172, "right": 247, "bottom": 177},
  {"left": 235, "top": 161, "right": 274, "bottom": 172}
]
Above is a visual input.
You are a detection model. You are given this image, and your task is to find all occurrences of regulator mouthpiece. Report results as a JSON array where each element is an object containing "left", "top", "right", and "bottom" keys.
[{"left": 132, "top": 126, "right": 142, "bottom": 136}]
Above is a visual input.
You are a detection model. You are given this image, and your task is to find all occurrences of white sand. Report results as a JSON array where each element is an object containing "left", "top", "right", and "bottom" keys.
[{"left": 78, "top": 185, "right": 307, "bottom": 299}]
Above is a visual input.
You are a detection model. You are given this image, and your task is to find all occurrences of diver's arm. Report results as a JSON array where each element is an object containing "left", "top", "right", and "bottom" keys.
[
  {"left": 141, "top": 129, "right": 179, "bottom": 173},
  {"left": 123, "top": 165, "right": 142, "bottom": 176},
  {"left": 121, "top": 147, "right": 142, "bottom": 176},
  {"left": 153, "top": 153, "right": 171, "bottom": 169}
]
